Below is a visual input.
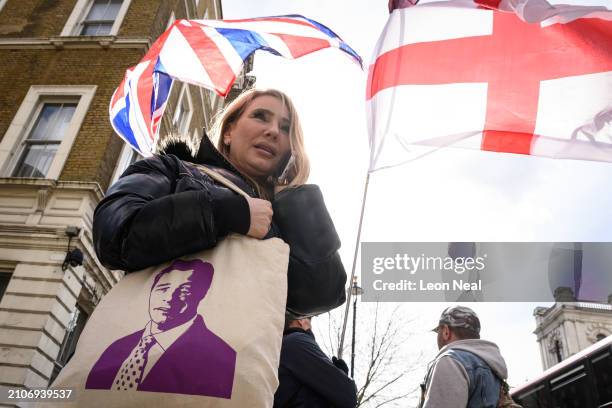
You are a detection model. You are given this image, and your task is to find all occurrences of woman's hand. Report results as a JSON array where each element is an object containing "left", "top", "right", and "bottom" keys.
[{"left": 246, "top": 196, "right": 273, "bottom": 239}]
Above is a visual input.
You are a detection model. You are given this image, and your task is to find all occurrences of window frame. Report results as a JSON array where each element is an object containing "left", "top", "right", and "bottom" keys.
[
  {"left": 61, "top": 0, "right": 132, "bottom": 37},
  {"left": 0, "top": 85, "right": 97, "bottom": 180},
  {"left": 10, "top": 100, "right": 79, "bottom": 178},
  {"left": 166, "top": 11, "right": 176, "bottom": 30},
  {"left": 109, "top": 142, "right": 143, "bottom": 187},
  {"left": 172, "top": 83, "right": 193, "bottom": 136},
  {"left": 591, "top": 350, "right": 612, "bottom": 405}
]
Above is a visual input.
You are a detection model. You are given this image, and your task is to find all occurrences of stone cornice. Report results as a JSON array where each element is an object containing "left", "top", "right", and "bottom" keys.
[
  {"left": 0, "top": 36, "right": 150, "bottom": 50},
  {"left": 0, "top": 223, "right": 120, "bottom": 291},
  {"left": 0, "top": 223, "right": 79, "bottom": 252},
  {"left": 0, "top": 178, "right": 104, "bottom": 201},
  {"left": 533, "top": 302, "right": 612, "bottom": 337}
]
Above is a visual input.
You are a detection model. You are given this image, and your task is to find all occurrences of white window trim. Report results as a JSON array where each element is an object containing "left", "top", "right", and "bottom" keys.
[
  {"left": 0, "top": 85, "right": 97, "bottom": 180},
  {"left": 192, "top": 127, "right": 200, "bottom": 146},
  {"left": 166, "top": 11, "right": 176, "bottom": 30},
  {"left": 184, "top": 0, "right": 191, "bottom": 19},
  {"left": 211, "top": 0, "right": 221, "bottom": 19},
  {"left": 198, "top": 87, "right": 210, "bottom": 128},
  {"left": 61, "top": 0, "right": 133, "bottom": 37},
  {"left": 109, "top": 142, "right": 141, "bottom": 186},
  {"left": 172, "top": 84, "right": 193, "bottom": 136}
]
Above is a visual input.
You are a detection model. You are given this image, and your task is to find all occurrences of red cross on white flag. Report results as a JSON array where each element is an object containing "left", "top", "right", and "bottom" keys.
[{"left": 367, "top": 0, "right": 612, "bottom": 171}]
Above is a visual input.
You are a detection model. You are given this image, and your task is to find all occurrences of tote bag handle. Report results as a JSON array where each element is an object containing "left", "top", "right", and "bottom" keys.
[{"left": 194, "top": 164, "right": 252, "bottom": 199}]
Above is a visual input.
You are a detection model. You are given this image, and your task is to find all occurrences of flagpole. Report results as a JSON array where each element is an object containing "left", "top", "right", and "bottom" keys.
[
  {"left": 338, "top": 171, "right": 370, "bottom": 359},
  {"left": 335, "top": 147, "right": 447, "bottom": 359}
]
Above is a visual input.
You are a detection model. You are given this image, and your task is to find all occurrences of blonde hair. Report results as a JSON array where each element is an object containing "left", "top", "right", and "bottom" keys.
[{"left": 210, "top": 88, "right": 310, "bottom": 197}]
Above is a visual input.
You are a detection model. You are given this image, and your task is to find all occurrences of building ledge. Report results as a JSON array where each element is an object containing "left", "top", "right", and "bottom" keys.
[
  {"left": 0, "top": 178, "right": 104, "bottom": 201},
  {"left": 540, "top": 300, "right": 612, "bottom": 316},
  {"left": 574, "top": 302, "right": 612, "bottom": 311},
  {"left": 533, "top": 300, "right": 612, "bottom": 336},
  {"left": 0, "top": 36, "right": 150, "bottom": 50}
]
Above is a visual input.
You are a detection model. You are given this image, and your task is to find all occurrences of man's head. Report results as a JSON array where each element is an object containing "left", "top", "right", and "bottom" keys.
[
  {"left": 432, "top": 306, "right": 481, "bottom": 349},
  {"left": 149, "top": 259, "right": 214, "bottom": 331},
  {"left": 284, "top": 315, "right": 312, "bottom": 332}
]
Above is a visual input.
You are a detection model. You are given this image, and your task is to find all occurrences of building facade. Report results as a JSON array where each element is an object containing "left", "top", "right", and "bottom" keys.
[
  {"left": 534, "top": 295, "right": 612, "bottom": 370},
  {"left": 0, "top": 0, "right": 252, "bottom": 392}
]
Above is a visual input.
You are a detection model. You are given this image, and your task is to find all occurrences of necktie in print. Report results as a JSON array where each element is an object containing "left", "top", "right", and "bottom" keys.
[{"left": 113, "top": 335, "right": 157, "bottom": 390}]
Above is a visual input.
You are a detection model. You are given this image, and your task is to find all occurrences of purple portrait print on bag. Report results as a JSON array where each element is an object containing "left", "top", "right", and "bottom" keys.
[{"left": 85, "top": 259, "right": 236, "bottom": 398}]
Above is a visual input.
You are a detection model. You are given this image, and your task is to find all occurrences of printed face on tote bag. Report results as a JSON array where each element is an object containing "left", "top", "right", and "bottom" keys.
[{"left": 85, "top": 259, "right": 237, "bottom": 398}]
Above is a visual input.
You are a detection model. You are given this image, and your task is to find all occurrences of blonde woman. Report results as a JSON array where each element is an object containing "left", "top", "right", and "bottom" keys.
[{"left": 94, "top": 88, "right": 346, "bottom": 317}]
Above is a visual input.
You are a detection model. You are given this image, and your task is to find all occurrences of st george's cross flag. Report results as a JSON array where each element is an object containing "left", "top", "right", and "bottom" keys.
[
  {"left": 367, "top": 0, "right": 612, "bottom": 171},
  {"left": 110, "top": 16, "right": 362, "bottom": 157}
]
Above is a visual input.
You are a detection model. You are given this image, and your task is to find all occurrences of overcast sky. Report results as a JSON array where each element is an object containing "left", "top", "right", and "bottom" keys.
[{"left": 221, "top": 0, "right": 611, "bottom": 398}]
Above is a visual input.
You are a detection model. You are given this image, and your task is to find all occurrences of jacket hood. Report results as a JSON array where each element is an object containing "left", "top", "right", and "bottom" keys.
[
  {"left": 159, "top": 134, "right": 255, "bottom": 191},
  {"left": 158, "top": 139, "right": 197, "bottom": 162},
  {"left": 440, "top": 339, "right": 508, "bottom": 379},
  {"left": 159, "top": 135, "right": 230, "bottom": 168}
]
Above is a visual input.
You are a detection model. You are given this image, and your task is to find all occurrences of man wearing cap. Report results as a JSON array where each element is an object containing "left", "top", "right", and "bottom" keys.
[{"left": 418, "top": 306, "right": 509, "bottom": 408}]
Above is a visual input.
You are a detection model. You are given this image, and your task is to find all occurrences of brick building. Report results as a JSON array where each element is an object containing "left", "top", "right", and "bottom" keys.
[{"left": 0, "top": 0, "right": 252, "bottom": 392}]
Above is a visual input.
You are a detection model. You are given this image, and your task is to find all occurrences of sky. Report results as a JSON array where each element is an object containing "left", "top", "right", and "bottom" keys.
[{"left": 220, "top": 0, "right": 611, "bottom": 401}]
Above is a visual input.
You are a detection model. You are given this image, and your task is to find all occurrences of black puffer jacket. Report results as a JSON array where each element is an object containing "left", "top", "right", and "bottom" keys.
[
  {"left": 274, "top": 328, "right": 357, "bottom": 408},
  {"left": 93, "top": 137, "right": 346, "bottom": 316}
]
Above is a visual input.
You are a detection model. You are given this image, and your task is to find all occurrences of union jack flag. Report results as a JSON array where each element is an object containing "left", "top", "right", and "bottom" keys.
[{"left": 109, "top": 15, "right": 362, "bottom": 157}]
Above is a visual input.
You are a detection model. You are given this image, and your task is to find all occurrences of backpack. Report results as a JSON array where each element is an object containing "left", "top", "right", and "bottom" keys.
[{"left": 497, "top": 378, "right": 523, "bottom": 408}]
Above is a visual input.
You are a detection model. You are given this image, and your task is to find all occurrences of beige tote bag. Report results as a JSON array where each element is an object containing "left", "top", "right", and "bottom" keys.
[{"left": 49, "top": 167, "right": 289, "bottom": 408}]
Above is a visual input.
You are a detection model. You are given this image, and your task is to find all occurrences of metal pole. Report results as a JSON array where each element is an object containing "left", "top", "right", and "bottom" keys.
[
  {"left": 338, "top": 172, "right": 370, "bottom": 359},
  {"left": 350, "top": 296, "right": 357, "bottom": 377}
]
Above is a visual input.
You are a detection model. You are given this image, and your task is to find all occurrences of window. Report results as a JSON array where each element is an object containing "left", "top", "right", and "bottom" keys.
[
  {"left": 172, "top": 84, "right": 192, "bottom": 136},
  {"left": 203, "top": 0, "right": 220, "bottom": 19},
  {"left": 554, "top": 340, "right": 564, "bottom": 363},
  {"left": 592, "top": 351, "right": 612, "bottom": 406},
  {"left": 109, "top": 142, "right": 143, "bottom": 187},
  {"left": 0, "top": 271, "right": 12, "bottom": 302},
  {"left": 596, "top": 333, "right": 607, "bottom": 342},
  {"left": 50, "top": 305, "right": 89, "bottom": 384},
  {"left": 0, "top": 86, "right": 97, "bottom": 180},
  {"left": 61, "top": 0, "right": 132, "bottom": 36},
  {"left": 550, "top": 365, "right": 594, "bottom": 407},
  {"left": 80, "top": 0, "right": 123, "bottom": 35},
  {"left": 11, "top": 102, "right": 77, "bottom": 178},
  {"left": 516, "top": 384, "right": 548, "bottom": 408}
]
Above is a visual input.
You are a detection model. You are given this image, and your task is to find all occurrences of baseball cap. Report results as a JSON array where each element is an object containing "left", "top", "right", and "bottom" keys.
[{"left": 432, "top": 306, "right": 481, "bottom": 334}]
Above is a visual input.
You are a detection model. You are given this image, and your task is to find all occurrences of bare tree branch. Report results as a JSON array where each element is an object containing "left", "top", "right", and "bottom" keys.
[{"left": 327, "top": 303, "right": 427, "bottom": 408}]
